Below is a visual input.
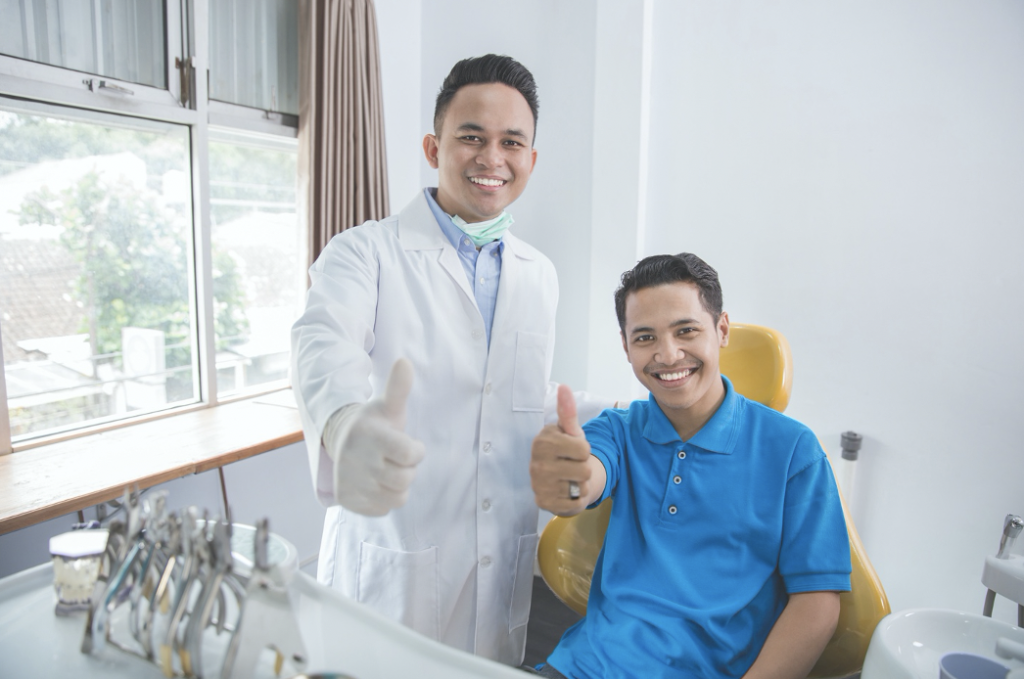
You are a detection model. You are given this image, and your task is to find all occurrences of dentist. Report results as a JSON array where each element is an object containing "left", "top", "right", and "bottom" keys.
[{"left": 291, "top": 55, "right": 610, "bottom": 666}]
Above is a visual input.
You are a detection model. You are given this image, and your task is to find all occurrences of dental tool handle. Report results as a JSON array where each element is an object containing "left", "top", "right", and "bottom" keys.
[
  {"left": 983, "top": 589, "right": 997, "bottom": 617},
  {"left": 997, "top": 514, "right": 1023, "bottom": 559}
]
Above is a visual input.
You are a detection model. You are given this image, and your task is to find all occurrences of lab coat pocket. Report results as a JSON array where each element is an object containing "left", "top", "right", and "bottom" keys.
[
  {"left": 356, "top": 542, "right": 439, "bottom": 640},
  {"left": 508, "top": 533, "right": 540, "bottom": 631},
  {"left": 512, "top": 332, "right": 547, "bottom": 412}
]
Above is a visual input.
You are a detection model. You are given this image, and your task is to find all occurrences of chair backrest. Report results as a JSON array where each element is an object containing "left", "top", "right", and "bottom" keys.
[{"left": 536, "top": 323, "right": 890, "bottom": 678}]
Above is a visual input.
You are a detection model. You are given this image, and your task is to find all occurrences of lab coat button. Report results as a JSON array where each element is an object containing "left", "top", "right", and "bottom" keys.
[
  {"left": 472, "top": 329, "right": 483, "bottom": 340},
  {"left": 484, "top": 382, "right": 492, "bottom": 395},
  {"left": 482, "top": 441, "right": 492, "bottom": 453},
  {"left": 677, "top": 451, "right": 686, "bottom": 459},
  {"left": 481, "top": 556, "right": 492, "bottom": 567},
  {"left": 668, "top": 505, "right": 678, "bottom": 515},
  {"left": 482, "top": 500, "right": 491, "bottom": 511}
]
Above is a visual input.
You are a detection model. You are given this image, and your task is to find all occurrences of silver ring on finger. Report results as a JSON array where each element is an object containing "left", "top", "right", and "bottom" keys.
[{"left": 568, "top": 480, "right": 581, "bottom": 500}]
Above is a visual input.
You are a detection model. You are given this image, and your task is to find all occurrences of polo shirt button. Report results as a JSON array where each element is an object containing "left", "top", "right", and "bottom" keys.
[
  {"left": 482, "top": 441, "right": 492, "bottom": 453},
  {"left": 482, "top": 499, "right": 491, "bottom": 511},
  {"left": 668, "top": 505, "right": 678, "bottom": 515},
  {"left": 677, "top": 451, "right": 686, "bottom": 459},
  {"left": 673, "top": 475, "right": 681, "bottom": 484},
  {"left": 481, "top": 556, "right": 492, "bottom": 567}
]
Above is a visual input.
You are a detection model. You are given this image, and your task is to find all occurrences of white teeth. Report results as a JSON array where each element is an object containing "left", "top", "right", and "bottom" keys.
[
  {"left": 470, "top": 177, "right": 505, "bottom": 186},
  {"left": 658, "top": 369, "right": 692, "bottom": 381}
]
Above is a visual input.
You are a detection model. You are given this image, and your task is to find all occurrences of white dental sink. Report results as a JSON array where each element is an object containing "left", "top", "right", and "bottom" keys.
[{"left": 861, "top": 609, "right": 1024, "bottom": 679}]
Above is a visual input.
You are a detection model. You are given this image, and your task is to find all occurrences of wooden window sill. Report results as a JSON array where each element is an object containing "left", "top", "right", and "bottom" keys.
[{"left": 0, "top": 390, "right": 303, "bottom": 535}]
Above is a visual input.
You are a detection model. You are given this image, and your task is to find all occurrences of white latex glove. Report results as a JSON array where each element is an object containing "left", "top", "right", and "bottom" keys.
[{"left": 321, "top": 358, "right": 426, "bottom": 516}]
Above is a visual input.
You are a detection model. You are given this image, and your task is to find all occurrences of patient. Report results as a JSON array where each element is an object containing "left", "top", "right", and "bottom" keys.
[{"left": 528, "top": 253, "right": 851, "bottom": 678}]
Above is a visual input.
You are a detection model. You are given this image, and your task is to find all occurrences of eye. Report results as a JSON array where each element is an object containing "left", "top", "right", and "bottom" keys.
[
  {"left": 460, "top": 135, "right": 482, "bottom": 143},
  {"left": 503, "top": 139, "right": 524, "bottom": 147},
  {"left": 633, "top": 334, "right": 654, "bottom": 343},
  {"left": 677, "top": 327, "right": 697, "bottom": 336}
]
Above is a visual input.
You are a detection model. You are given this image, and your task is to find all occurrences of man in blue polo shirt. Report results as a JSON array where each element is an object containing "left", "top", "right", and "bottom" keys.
[{"left": 528, "top": 253, "right": 851, "bottom": 678}]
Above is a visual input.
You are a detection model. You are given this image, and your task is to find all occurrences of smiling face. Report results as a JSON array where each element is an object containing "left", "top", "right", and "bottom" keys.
[
  {"left": 622, "top": 281, "right": 730, "bottom": 439},
  {"left": 422, "top": 82, "right": 537, "bottom": 223}
]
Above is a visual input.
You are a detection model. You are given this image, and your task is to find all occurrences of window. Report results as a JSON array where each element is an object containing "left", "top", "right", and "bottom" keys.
[{"left": 0, "top": 0, "right": 302, "bottom": 450}]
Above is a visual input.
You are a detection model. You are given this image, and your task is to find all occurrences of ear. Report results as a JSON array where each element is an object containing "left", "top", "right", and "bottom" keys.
[
  {"left": 529, "top": 147, "right": 538, "bottom": 173},
  {"left": 422, "top": 134, "right": 440, "bottom": 169},
  {"left": 718, "top": 311, "right": 730, "bottom": 347},
  {"left": 621, "top": 332, "right": 629, "bottom": 358}
]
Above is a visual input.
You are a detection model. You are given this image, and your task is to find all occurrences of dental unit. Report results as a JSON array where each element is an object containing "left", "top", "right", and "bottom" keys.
[{"left": 982, "top": 513, "right": 1024, "bottom": 627}]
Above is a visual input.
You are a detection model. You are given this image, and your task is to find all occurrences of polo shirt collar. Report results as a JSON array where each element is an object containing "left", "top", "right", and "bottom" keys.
[{"left": 643, "top": 375, "right": 742, "bottom": 454}]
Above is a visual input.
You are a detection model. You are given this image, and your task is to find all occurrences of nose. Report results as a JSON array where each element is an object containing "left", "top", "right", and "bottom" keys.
[
  {"left": 475, "top": 140, "right": 504, "bottom": 168},
  {"left": 653, "top": 336, "right": 683, "bottom": 364}
]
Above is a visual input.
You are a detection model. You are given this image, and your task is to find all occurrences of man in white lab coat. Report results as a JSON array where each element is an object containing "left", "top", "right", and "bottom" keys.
[{"left": 291, "top": 55, "right": 611, "bottom": 666}]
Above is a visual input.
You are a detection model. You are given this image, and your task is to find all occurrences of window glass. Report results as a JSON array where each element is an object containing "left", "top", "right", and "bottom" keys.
[
  {"left": 209, "top": 0, "right": 299, "bottom": 115},
  {"left": 208, "top": 134, "right": 301, "bottom": 398},
  {"left": 0, "top": 0, "right": 167, "bottom": 89},
  {"left": 0, "top": 105, "right": 197, "bottom": 439}
]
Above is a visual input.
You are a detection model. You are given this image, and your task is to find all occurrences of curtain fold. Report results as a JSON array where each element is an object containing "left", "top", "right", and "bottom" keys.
[{"left": 299, "top": 0, "right": 390, "bottom": 267}]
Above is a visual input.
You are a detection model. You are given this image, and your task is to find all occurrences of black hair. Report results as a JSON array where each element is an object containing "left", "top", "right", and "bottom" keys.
[
  {"left": 614, "top": 253, "right": 724, "bottom": 332},
  {"left": 433, "top": 54, "right": 539, "bottom": 141}
]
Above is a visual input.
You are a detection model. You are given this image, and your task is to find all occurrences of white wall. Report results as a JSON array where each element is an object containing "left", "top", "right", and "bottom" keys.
[
  {"left": 375, "top": 0, "right": 423, "bottom": 207},
  {"left": 376, "top": 0, "right": 1024, "bottom": 627},
  {"left": 642, "top": 0, "right": 1024, "bottom": 624}
]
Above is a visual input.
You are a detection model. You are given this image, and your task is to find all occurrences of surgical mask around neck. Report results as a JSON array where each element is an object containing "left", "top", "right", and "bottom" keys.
[{"left": 451, "top": 212, "right": 514, "bottom": 247}]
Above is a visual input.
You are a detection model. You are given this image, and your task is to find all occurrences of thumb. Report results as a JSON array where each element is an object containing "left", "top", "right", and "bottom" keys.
[
  {"left": 382, "top": 358, "right": 414, "bottom": 424},
  {"left": 556, "top": 384, "right": 584, "bottom": 437}
]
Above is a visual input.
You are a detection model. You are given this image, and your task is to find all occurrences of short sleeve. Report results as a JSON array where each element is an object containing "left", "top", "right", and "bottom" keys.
[
  {"left": 582, "top": 409, "right": 623, "bottom": 505},
  {"left": 778, "top": 432, "right": 852, "bottom": 593}
]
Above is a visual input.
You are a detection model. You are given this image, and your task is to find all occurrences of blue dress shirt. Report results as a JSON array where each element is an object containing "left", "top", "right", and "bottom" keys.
[{"left": 424, "top": 188, "right": 504, "bottom": 346}]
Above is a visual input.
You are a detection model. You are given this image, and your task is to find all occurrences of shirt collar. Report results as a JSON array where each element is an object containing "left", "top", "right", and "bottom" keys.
[
  {"left": 424, "top": 187, "right": 506, "bottom": 254},
  {"left": 643, "top": 375, "right": 742, "bottom": 454}
]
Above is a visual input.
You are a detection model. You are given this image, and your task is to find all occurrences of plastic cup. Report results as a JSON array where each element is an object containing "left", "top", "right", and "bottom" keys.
[{"left": 939, "top": 652, "right": 1010, "bottom": 679}]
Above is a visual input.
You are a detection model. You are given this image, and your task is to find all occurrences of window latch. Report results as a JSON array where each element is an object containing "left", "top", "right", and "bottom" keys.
[
  {"left": 175, "top": 57, "right": 194, "bottom": 107},
  {"left": 82, "top": 79, "right": 135, "bottom": 96}
]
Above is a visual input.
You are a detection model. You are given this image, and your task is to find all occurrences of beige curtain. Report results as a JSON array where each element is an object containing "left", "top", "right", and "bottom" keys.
[{"left": 299, "top": 0, "right": 390, "bottom": 266}]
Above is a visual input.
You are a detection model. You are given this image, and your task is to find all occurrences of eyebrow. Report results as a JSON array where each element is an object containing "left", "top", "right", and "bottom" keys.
[
  {"left": 629, "top": 318, "right": 702, "bottom": 335},
  {"left": 454, "top": 122, "right": 528, "bottom": 140}
]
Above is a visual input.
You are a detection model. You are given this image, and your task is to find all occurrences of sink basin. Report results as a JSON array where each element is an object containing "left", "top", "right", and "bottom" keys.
[{"left": 862, "top": 609, "right": 1024, "bottom": 679}]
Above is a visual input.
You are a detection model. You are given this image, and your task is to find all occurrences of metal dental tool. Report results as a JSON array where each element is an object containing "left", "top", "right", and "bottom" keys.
[
  {"left": 221, "top": 519, "right": 308, "bottom": 679},
  {"left": 79, "top": 486, "right": 288, "bottom": 678},
  {"left": 982, "top": 513, "right": 1024, "bottom": 626}
]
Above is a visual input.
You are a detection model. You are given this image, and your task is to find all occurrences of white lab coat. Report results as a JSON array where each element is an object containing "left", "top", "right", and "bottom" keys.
[{"left": 291, "top": 191, "right": 608, "bottom": 665}]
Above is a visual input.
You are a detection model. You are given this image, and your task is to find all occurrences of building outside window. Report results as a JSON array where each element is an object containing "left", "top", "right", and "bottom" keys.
[{"left": 0, "top": 0, "right": 302, "bottom": 449}]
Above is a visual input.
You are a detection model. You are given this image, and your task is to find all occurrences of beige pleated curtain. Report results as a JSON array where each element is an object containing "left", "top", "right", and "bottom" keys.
[{"left": 299, "top": 0, "right": 390, "bottom": 266}]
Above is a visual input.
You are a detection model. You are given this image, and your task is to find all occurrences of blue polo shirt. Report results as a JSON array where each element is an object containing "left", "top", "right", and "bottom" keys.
[{"left": 546, "top": 376, "right": 851, "bottom": 679}]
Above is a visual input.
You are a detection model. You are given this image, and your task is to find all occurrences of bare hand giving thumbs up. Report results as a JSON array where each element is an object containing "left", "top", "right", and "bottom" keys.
[
  {"left": 321, "top": 358, "right": 426, "bottom": 516},
  {"left": 529, "top": 385, "right": 607, "bottom": 516}
]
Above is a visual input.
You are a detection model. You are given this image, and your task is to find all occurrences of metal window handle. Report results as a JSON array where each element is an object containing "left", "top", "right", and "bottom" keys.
[{"left": 82, "top": 78, "right": 135, "bottom": 96}]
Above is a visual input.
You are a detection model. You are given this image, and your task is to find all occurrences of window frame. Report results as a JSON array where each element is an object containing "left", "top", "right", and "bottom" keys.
[{"left": 0, "top": 0, "right": 301, "bottom": 454}]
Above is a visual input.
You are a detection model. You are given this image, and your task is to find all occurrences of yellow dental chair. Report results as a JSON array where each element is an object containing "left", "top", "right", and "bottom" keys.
[{"left": 536, "top": 323, "right": 890, "bottom": 679}]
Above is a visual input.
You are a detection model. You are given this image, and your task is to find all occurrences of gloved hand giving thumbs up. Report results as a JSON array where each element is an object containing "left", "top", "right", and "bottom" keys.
[
  {"left": 321, "top": 358, "right": 426, "bottom": 517},
  {"left": 530, "top": 384, "right": 607, "bottom": 516}
]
